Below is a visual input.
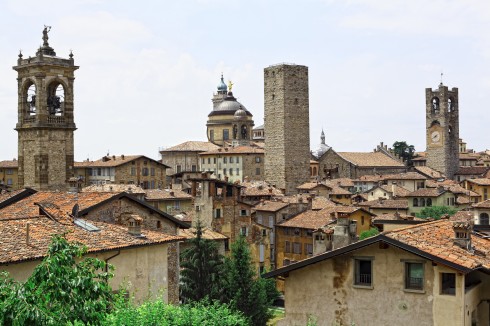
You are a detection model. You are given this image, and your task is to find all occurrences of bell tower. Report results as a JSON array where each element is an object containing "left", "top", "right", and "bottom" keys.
[
  {"left": 13, "top": 27, "right": 78, "bottom": 190},
  {"left": 425, "top": 83, "right": 459, "bottom": 179}
]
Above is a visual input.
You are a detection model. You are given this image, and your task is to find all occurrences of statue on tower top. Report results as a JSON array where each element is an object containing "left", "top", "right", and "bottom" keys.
[{"left": 42, "top": 25, "right": 51, "bottom": 46}]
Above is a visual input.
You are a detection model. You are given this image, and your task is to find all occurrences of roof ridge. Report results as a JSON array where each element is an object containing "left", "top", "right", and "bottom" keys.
[{"left": 382, "top": 218, "right": 444, "bottom": 235}]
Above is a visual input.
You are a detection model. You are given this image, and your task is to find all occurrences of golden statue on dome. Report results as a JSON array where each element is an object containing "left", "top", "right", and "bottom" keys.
[{"left": 228, "top": 80, "right": 234, "bottom": 91}]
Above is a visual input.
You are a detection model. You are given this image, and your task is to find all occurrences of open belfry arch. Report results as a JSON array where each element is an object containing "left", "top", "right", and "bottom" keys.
[{"left": 13, "top": 26, "right": 78, "bottom": 190}]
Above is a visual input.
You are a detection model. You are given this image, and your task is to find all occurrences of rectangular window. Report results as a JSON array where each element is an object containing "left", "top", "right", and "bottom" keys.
[
  {"left": 97, "top": 168, "right": 102, "bottom": 176},
  {"left": 6, "top": 169, "right": 13, "bottom": 175},
  {"left": 213, "top": 158, "right": 217, "bottom": 164},
  {"left": 305, "top": 243, "right": 313, "bottom": 255},
  {"left": 236, "top": 157, "right": 239, "bottom": 163},
  {"left": 142, "top": 167, "right": 149, "bottom": 176},
  {"left": 240, "top": 209, "right": 247, "bottom": 216},
  {"left": 214, "top": 208, "right": 221, "bottom": 218},
  {"left": 176, "top": 165, "right": 182, "bottom": 173},
  {"left": 229, "top": 168, "right": 233, "bottom": 175},
  {"left": 236, "top": 168, "right": 239, "bottom": 175},
  {"left": 192, "top": 165, "right": 197, "bottom": 172},
  {"left": 208, "top": 158, "right": 211, "bottom": 164},
  {"left": 293, "top": 242, "right": 301, "bottom": 254},
  {"left": 441, "top": 273, "right": 456, "bottom": 295},
  {"left": 150, "top": 167, "right": 155, "bottom": 176},
  {"left": 405, "top": 262, "right": 424, "bottom": 290},
  {"left": 202, "top": 158, "right": 205, "bottom": 164},
  {"left": 223, "top": 157, "right": 228, "bottom": 164},
  {"left": 354, "top": 258, "right": 373, "bottom": 287},
  {"left": 223, "top": 168, "right": 227, "bottom": 175},
  {"left": 285, "top": 241, "right": 291, "bottom": 253},
  {"left": 284, "top": 227, "right": 290, "bottom": 235},
  {"left": 223, "top": 129, "right": 229, "bottom": 140},
  {"left": 256, "top": 168, "right": 261, "bottom": 175},
  {"left": 230, "top": 157, "right": 234, "bottom": 163},
  {"left": 7, "top": 179, "right": 13, "bottom": 186},
  {"left": 255, "top": 156, "right": 261, "bottom": 163},
  {"left": 240, "top": 227, "right": 248, "bottom": 236}
]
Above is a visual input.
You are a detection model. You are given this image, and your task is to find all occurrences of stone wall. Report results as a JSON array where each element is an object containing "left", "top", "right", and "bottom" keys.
[
  {"left": 113, "top": 158, "right": 166, "bottom": 189},
  {"left": 161, "top": 151, "right": 200, "bottom": 176},
  {"left": 264, "top": 64, "right": 310, "bottom": 195}
]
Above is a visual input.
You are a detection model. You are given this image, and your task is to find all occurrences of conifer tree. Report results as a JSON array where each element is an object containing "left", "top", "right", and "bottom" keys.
[{"left": 179, "top": 219, "right": 224, "bottom": 303}]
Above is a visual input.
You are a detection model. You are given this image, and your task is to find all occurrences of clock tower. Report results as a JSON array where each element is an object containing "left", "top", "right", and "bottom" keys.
[
  {"left": 13, "top": 27, "right": 78, "bottom": 190},
  {"left": 425, "top": 83, "right": 459, "bottom": 179}
]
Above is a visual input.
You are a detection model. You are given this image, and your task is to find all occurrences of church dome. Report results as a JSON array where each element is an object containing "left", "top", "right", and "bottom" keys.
[
  {"left": 216, "top": 92, "right": 247, "bottom": 112},
  {"left": 314, "top": 130, "right": 331, "bottom": 158},
  {"left": 217, "top": 74, "right": 227, "bottom": 92},
  {"left": 234, "top": 107, "right": 247, "bottom": 120}
]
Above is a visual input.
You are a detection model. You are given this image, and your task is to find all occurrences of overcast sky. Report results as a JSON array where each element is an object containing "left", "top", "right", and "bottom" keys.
[{"left": 1, "top": 0, "right": 489, "bottom": 161}]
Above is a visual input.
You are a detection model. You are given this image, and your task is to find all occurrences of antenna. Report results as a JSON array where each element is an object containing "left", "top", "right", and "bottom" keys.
[{"left": 440, "top": 72, "right": 444, "bottom": 85}]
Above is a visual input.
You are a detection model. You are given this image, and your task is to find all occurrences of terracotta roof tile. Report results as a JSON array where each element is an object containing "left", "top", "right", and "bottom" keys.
[
  {"left": 337, "top": 152, "right": 405, "bottom": 167},
  {"left": 179, "top": 227, "right": 228, "bottom": 240},
  {"left": 385, "top": 219, "right": 490, "bottom": 270},
  {"left": 466, "top": 178, "right": 490, "bottom": 186},
  {"left": 312, "top": 197, "right": 337, "bottom": 210},
  {"left": 406, "top": 188, "right": 444, "bottom": 197},
  {"left": 200, "top": 145, "right": 264, "bottom": 155},
  {"left": 161, "top": 141, "right": 219, "bottom": 152},
  {"left": 381, "top": 172, "right": 427, "bottom": 180},
  {"left": 254, "top": 200, "right": 289, "bottom": 212},
  {"left": 0, "top": 160, "right": 18, "bottom": 168},
  {"left": 0, "top": 216, "right": 184, "bottom": 264},
  {"left": 240, "top": 181, "right": 283, "bottom": 197},
  {"left": 414, "top": 166, "right": 446, "bottom": 179},
  {"left": 81, "top": 184, "right": 146, "bottom": 194},
  {"left": 455, "top": 167, "right": 490, "bottom": 176},
  {"left": 474, "top": 200, "right": 490, "bottom": 209},
  {"left": 278, "top": 209, "right": 334, "bottom": 229},
  {"left": 357, "top": 199, "right": 408, "bottom": 209},
  {"left": 145, "top": 188, "right": 193, "bottom": 200},
  {"left": 75, "top": 155, "right": 164, "bottom": 168}
]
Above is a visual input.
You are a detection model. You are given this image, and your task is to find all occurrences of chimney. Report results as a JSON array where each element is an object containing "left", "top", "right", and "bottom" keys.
[
  {"left": 452, "top": 221, "right": 473, "bottom": 251},
  {"left": 170, "top": 191, "right": 175, "bottom": 196},
  {"left": 112, "top": 155, "right": 116, "bottom": 160},
  {"left": 121, "top": 154, "right": 125, "bottom": 160},
  {"left": 26, "top": 222, "right": 31, "bottom": 245},
  {"left": 128, "top": 215, "right": 143, "bottom": 236}
]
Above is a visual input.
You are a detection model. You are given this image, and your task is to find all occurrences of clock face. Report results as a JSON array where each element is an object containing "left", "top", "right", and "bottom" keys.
[{"left": 431, "top": 131, "right": 441, "bottom": 143}]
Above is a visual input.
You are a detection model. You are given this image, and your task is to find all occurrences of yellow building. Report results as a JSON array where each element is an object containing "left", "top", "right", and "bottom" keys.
[
  {"left": 463, "top": 178, "right": 490, "bottom": 202},
  {"left": 0, "top": 160, "right": 19, "bottom": 190}
]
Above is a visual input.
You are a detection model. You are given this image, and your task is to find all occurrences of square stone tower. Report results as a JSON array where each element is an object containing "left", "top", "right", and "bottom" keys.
[
  {"left": 13, "top": 27, "right": 78, "bottom": 190},
  {"left": 425, "top": 83, "right": 459, "bottom": 179},
  {"left": 264, "top": 64, "right": 310, "bottom": 195}
]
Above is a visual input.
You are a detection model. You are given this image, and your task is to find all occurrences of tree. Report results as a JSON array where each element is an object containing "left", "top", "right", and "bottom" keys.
[
  {"left": 222, "top": 236, "right": 279, "bottom": 326},
  {"left": 416, "top": 206, "right": 458, "bottom": 219},
  {"left": 359, "top": 227, "right": 380, "bottom": 240},
  {"left": 0, "top": 235, "right": 113, "bottom": 325},
  {"left": 392, "top": 141, "right": 416, "bottom": 166},
  {"left": 180, "top": 219, "right": 225, "bottom": 303}
]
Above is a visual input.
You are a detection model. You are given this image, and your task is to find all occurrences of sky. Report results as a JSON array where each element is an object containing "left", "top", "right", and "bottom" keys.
[{"left": 1, "top": 0, "right": 490, "bottom": 162}]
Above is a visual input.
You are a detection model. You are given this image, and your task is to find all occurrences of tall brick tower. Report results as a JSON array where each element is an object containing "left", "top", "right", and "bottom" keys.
[
  {"left": 13, "top": 27, "right": 78, "bottom": 190},
  {"left": 264, "top": 64, "right": 310, "bottom": 194},
  {"left": 425, "top": 83, "right": 459, "bottom": 179}
]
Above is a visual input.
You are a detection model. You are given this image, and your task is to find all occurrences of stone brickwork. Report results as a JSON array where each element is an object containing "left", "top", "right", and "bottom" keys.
[
  {"left": 264, "top": 64, "right": 310, "bottom": 195},
  {"left": 425, "top": 84, "right": 460, "bottom": 179},
  {"left": 14, "top": 29, "right": 78, "bottom": 191}
]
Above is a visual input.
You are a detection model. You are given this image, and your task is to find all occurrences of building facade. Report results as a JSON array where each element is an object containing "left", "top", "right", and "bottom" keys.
[
  {"left": 14, "top": 28, "right": 77, "bottom": 190},
  {"left": 264, "top": 64, "right": 310, "bottom": 195}
]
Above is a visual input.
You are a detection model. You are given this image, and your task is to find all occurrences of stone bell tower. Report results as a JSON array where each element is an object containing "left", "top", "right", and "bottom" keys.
[
  {"left": 425, "top": 83, "right": 459, "bottom": 179},
  {"left": 13, "top": 27, "right": 78, "bottom": 190}
]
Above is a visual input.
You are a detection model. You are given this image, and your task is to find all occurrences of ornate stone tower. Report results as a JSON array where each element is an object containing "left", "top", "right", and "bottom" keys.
[
  {"left": 13, "top": 27, "right": 78, "bottom": 190},
  {"left": 264, "top": 64, "right": 310, "bottom": 195},
  {"left": 425, "top": 83, "right": 459, "bottom": 179}
]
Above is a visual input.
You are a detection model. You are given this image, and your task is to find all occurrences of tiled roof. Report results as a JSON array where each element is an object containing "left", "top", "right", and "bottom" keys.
[
  {"left": 445, "top": 185, "right": 479, "bottom": 197},
  {"left": 377, "top": 185, "right": 411, "bottom": 198},
  {"left": 450, "top": 211, "right": 475, "bottom": 221},
  {"left": 240, "top": 181, "right": 283, "bottom": 197},
  {"left": 0, "top": 191, "right": 116, "bottom": 220},
  {"left": 0, "top": 216, "right": 184, "bottom": 264},
  {"left": 372, "top": 213, "right": 425, "bottom": 222},
  {"left": 426, "top": 179, "right": 458, "bottom": 188},
  {"left": 0, "top": 160, "right": 18, "bottom": 168},
  {"left": 145, "top": 188, "right": 193, "bottom": 200},
  {"left": 200, "top": 145, "right": 264, "bottom": 155},
  {"left": 381, "top": 172, "right": 426, "bottom": 180},
  {"left": 174, "top": 211, "right": 194, "bottom": 223},
  {"left": 455, "top": 167, "right": 490, "bottom": 176},
  {"left": 75, "top": 155, "right": 165, "bottom": 168},
  {"left": 460, "top": 153, "right": 480, "bottom": 160},
  {"left": 161, "top": 141, "right": 219, "bottom": 152},
  {"left": 337, "top": 152, "right": 405, "bottom": 167},
  {"left": 254, "top": 200, "right": 289, "bottom": 212},
  {"left": 179, "top": 227, "right": 228, "bottom": 240},
  {"left": 466, "top": 178, "right": 490, "bottom": 186},
  {"left": 0, "top": 189, "right": 28, "bottom": 205},
  {"left": 278, "top": 209, "right": 334, "bottom": 229},
  {"left": 358, "top": 199, "right": 408, "bottom": 209},
  {"left": 296, "top": 182, "right": 328, "bottom": 190},
  {"left": 354, "top": 175, "right": 385, "bottom": 182},
  {"left": 385, "top": 219, "right": 490, "bottom": 270},
  {"left": 414, "top": 166, "right": 445, "bottom": 179},
  {"left": 282, "top": 194, "right": 313, "bottom": 204},
  {"left": 312, "top": 196, "right": 337, "bottom": 210},
  {"left": 406, "top": 188, "right": 444, "bottom": 197},
  {"left": 323, "top": 181, "right": 352, "bottom": 195},
  {"left": 474, "top": 200, "right": 490, "bottom": 209},
  {"left": 330, "top": 178, "right": 355, "bottom": 187},
  {"left": 81, "top": 184, "right": 146, "bottom": 194}
]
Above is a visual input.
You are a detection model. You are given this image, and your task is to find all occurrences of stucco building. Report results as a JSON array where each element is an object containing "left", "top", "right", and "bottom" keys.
[
  {"left": 160, "top": 141, "right": 219, "bottom": 176},
  {"left": 0, "top": 160, "right": 19, "bottom": 190}
]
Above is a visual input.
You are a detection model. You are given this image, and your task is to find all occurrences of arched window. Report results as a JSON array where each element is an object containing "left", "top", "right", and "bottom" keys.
[
  {"left": 426, "top": 198, "right": 432, "bottom": 207},
  {"left": 448, "top": 97, "right": 454, "bottom": 113},
  {"left": 413, "top": 198, "right": 418, "bottom": 207},
  {"left": 420, "top": 198, "right": 426, "bottom": 207},
  {"left": 46, "top": 82, "right": 65, "bottom": 116},
  {"left": 26, "top": 83, "right": 37, "bottom": 116},
  {"left": 480, "top": 213, "right": 489, "bottom": 225},
  {"left": 431, "top": 97, "right": 440, "bottom": 114}
]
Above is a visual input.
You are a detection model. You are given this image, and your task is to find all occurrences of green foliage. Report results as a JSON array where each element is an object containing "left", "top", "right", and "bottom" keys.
[
  {"left": 359, "top": 227, "right": 380, "bottom": 240},
  {"left": 180, "top": 219, "right": 225, "bottom": 303},
  {"left": 0, "top": 235, "right": 114, "bottom": 325},
  {"left": 416, "top": 206, "right": 458, "bottom": 219},
  {"left": 103, "top": 297, "right": 248, "bottom": 326},
  {"left": 223, "top": 236, "right": 279, "bottom": 326},
  {"left": 392, "top": 141, "right": 416, "bottom": 166}
]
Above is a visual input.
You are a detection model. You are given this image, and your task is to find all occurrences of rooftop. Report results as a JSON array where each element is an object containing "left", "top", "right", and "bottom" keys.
[
  {"left": 161, "top": 141, "right": 219, "bottom": 152},
  {"left": 337, "top": 152, "right": 405, "bottom": 167}
]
